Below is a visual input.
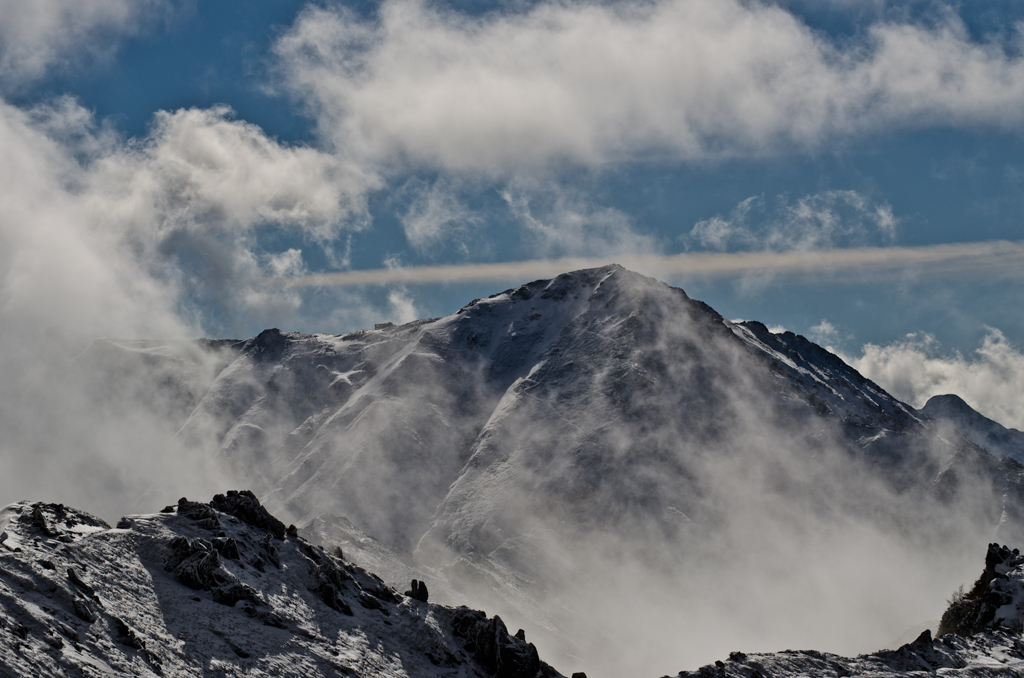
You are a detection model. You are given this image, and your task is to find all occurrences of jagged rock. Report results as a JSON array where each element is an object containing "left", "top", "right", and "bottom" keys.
[
  {"left": 938, "top": 542, "right": 1024, "bottom": 637},
  {"left": 72, "top": 598, "right": 96, "bottom": 623},
  {"left": 176, "top": 497, "right": 220, "bottom": 524},
  {"left": 450, "top": 607, "right": 541, "bottom": 678},
  {"left": 212, "top": 537, "right": 240, "bottom": 560},
  {"left": 571, "top": 673, "right": 587, "bottom": 678},
  {"left": 66, "top": 567, "right": 95, "bottom": 596},
  {"left": 286, "top": 524, "right": 298, "bottom": 538},
  {"left": 260, "top": 534, "right": 281, "bottom": 568},
  {"left": 211, "top": 582, "right": 261, "bottom": 607},
  {"left": 210, "top": 491, "right": 286, "bottom": 540},
  {"left": 29, "top": 506, "right": 55, "bottom": 537},
  {"left": 112, "top": 617, "right": 146, "bottom": 650},
  {"left": 38, "top": 559, "right": 55, "bottom": 570},
  {"left": 515, "top": 628, "right": 526, "bottom": 641},
  {"left": 116, "top": 517, "right": 133, "bottom": 529},
  {"left": 242, "top": 604, "right": 288, "bottom": 628},
  {"left": 405, "top": 578, "right": 429, "bottom": 602},
  {"left": 174, "top": 549, "right": 221, "bottom": 590}
]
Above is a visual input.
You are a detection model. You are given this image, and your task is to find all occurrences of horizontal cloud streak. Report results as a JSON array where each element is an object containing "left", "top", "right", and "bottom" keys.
[{"left": 281, "top": 240, "right": 1024, "bottom": 287}]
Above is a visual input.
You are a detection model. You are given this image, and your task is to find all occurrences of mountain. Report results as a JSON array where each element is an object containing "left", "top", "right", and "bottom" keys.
[
  {"left": 67, "top": 265, "right": 1024, "bottom": 676},
  {"left": 920, "top": 394, "right": 1024, "bottom": 466},
  {"left": 0, "top": 491, "right": 565, "bottom": 678}
]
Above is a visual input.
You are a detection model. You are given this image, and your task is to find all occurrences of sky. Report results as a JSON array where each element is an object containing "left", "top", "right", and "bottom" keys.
[{"left": 1, "top": 0, "right": 1024, "bottom": 425}]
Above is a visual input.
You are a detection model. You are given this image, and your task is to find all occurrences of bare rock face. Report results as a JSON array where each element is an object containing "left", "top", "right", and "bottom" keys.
[
  {"left": 450, "top": 606, "right": 558, "bottom": 678},
  {"left": 211, "top": 490, "right": 286, "bottom": 540}
]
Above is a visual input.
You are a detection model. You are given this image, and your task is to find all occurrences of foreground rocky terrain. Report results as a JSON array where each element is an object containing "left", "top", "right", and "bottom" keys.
[
  {"left": 5, "top": 492, "right": 1024, "bottom": 677},
  {"left": 0, "top": 492, "right": 564, "bottom": 678}
]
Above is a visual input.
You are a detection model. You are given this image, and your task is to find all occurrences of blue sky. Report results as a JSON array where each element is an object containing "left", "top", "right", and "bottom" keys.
[{"left": 2, "top": 0, "right": 1024, "bottom": 422}]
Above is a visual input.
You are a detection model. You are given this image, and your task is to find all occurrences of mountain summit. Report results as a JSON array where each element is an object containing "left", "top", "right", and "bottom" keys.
[{"left": 70, "top": 266, "right": 1024, "bottom": 675}]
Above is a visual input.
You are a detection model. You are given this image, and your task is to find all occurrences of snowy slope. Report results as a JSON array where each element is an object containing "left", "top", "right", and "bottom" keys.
[{"left": 0, "top": 492, "right": 564, "bottom": 678}]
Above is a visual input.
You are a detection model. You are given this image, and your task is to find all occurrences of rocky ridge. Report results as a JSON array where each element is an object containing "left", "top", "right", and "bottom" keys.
[{"left": 0, "top": 492, "right": 563, "bottom": 678}]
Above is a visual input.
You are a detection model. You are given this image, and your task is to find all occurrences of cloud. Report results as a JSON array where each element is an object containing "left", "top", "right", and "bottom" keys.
[
  {"left": 501, "top": 181, "right": 658, "bottom": 258},
  {"left": 850, "top": 328, "right": 1024, "bottom": 430},
  {"left": 0, "top": 95, "right": 380, "bottom": 517},
  {"left": 809, "top": 320, "right": 841, "bottom": 347},
  {"left": 397, "top": 179, "right": 481, "bottom": 253},
  {"left": 283, "top": 239, "right": 1024, "bottom": 287},
  {"left": 0, "top": 0, "right": 173, "bottom": 85},
  {"left": 275, "top": 0, "right": 1024, "bottom": 173},
  {"left": 689, "top": 190, "right": 898, "bottom": 252},
  {"left": 859, "top": 332, "right": 1024, "bottom": 428}
]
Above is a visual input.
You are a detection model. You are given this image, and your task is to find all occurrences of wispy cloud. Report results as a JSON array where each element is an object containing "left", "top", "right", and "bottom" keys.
[
  {"left": 281, "top": 240, "right": 1024, "bottom": 287},
  {"left": 688, "top": 191, "right": 898, "bottom": 252}
]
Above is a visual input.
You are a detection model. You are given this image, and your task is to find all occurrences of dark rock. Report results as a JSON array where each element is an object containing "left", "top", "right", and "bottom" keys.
[
  {"left": 405, "top": 578, "right": 429, "bottom": 603},
  {"left": 72, "top": 599, "right": 96, "bottom": 623},
  {"left": 12, "top": 623, "right": 28, "bottom": 639},
  {"left": 30, "top": 506, "right": 56, "bottom": 537},
  {"left": 729, "top": 652, "right": 747, "bottom": 662},
  {"left": 39, "top": 559, "right": 56, "bottom": 570},
  {"left": 160, "top": 505, "right": 176, "bottom": 513},
  {"left": 450, "top": 608, "right": 541, "bottom": 678},
  {"left": 212, "top": 537, "right": 240, "bottom": 560},
  {"left": 174, "top": 549, "right": 221, "bottom": 590},
  {"left": 358, "top": 591, "right": 390, "bottom": 615},
  {"left": 261, "top": 534, "right": 281, "bottom": 569},
  {"left": 195, "top": 517, "right": 221, "bottom": 530},
  {"left": 116, "top": 517, "right": 133, "bottom": 529},
  {"left": 112, "top": 617, "right": 146, "bottom": 650},
  {"left": 212, "top": 582, "right": 262, "bottom": 607},
  {"left": 287, "top": 524, "right": 298, "bottom": 538},
  {"left": 515, "top": 629, "right": 526, "bottom": 641},
  {"left": 210, "top": 491, "right": 286, "bottom": 540},
  {"left": 571, "top": 674, "right": 588, "bottom": 678},
  {"left": 67, "top": 568, "right": 95, "bottom": 596},
  {"left": 243, "top": 604, "right": 289, "bottom": 628},
  {"left": 176, "top": 497, "right": 220, "bottom": 524}
]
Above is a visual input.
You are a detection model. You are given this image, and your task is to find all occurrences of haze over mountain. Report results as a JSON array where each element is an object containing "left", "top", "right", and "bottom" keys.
[
  {"left": 50, "top": 266, "right": 1024, "bottom": 677},
  {"left": 920, "top": 394, "right": 1024, "bottom": 467}
]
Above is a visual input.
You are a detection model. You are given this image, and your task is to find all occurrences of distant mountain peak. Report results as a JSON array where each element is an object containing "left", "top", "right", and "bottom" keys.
[{"left": 920, "top": 393, "right": 1024, "bottom": 465}]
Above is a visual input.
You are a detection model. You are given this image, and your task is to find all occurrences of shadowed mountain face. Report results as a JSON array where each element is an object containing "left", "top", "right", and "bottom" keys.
[
  {"left": 72, "top": 266, "right": 1024, "bottom": 676},
  {"left": 921, "top": 394, "right": 1024, "bottom": 466}
]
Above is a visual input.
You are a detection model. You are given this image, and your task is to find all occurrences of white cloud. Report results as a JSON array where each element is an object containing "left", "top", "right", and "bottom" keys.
[
  {"left": 387, "top": 288, "right": 419, "bottom": 324},
  {"left": 850, "top": 328, "right": 1024, "bottom": 430},
  {"left": 0, "top": 0, "right": 173, "bottom": 85},
  {"left": 275, "top": 0, "right": 1024, "bottom": 173},
  {"left": 809, "top": 320, "right": 841, "bottom": 347},
  {"left": 689, "top": 190, "right": 898, "bottom": 252}
]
